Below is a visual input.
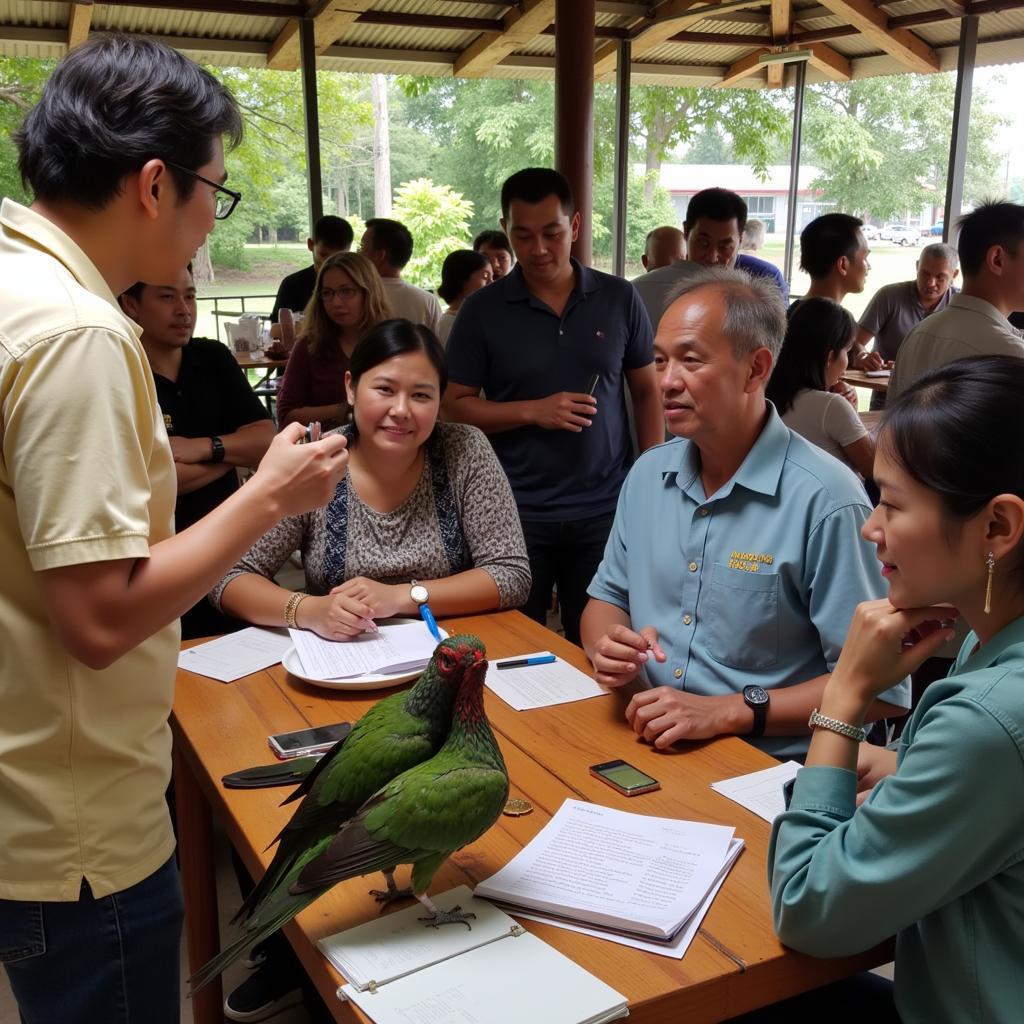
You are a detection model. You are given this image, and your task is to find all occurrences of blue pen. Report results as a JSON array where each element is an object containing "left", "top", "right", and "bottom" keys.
[
  {"left": 410, "top": 581, "right": 443, "bottom": 643},
  {"left": 496, "top": 655, "right": 557, "bottom": 671}
]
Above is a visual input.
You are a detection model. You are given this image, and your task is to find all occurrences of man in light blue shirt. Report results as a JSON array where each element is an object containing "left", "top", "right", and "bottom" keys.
[{"left": 581, "top": 267, "right": 910, "bottom": 759}]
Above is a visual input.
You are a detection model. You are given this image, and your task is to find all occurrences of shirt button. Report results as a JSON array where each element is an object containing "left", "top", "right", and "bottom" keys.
[
  {"left": 682, "top": 614, "right": 692, "bottom": 625},
  {"left": 688, "top": 562, "right": 698, "bottom": 572},
  {"left": 674, "top": 668, "right": 683, "bottom": 679},
  {"left": 698, "top": 508, "right": 709, "bottom": 517}
]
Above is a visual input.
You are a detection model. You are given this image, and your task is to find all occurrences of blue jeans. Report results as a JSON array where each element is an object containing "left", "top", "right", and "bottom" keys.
[{"left": 0, "top": 855, "right": 183, "bottom": 1024}]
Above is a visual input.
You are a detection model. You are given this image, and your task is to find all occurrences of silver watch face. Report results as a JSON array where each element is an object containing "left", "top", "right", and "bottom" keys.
[{"left": 410, "top": 584, "right": 429, "bottom": 605}]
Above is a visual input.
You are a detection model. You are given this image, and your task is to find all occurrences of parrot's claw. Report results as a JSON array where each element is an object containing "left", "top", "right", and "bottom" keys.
[
  {"left": 369, "top": 884, "right": 414, "bottom": 910},
  {"left": 418, "top": 905, "right": 476, "bottom": 930}
]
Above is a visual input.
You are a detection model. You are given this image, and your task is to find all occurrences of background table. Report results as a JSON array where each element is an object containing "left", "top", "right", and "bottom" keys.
[
  {"left": 841, "top": 370, "right": 889, "bottom": 393},
  {"left": 172, "top": 612, "right": 890, "bottom": 1024}
]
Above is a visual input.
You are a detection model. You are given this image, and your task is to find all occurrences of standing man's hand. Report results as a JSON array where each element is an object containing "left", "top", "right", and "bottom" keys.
[
  {"left": 169, "top": 436, "right": 216, "bottom": 464},
  {"left": 248, "top": 423, "right": 348, "bottom": 517},
  {"left": 532, "top": 392, "right": 597, "bottom": 432}
]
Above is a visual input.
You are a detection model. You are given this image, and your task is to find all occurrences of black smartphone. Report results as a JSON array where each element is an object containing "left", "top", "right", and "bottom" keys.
[
  {"left": 268, "top": 722, "right": 351, "bottom": 760},
  {"left": 589, "top": 759, "right": 661, "bottom": 796}
]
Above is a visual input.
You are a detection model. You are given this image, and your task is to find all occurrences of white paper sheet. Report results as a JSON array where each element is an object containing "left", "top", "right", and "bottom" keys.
[
  {"left": 320, "top": 886, "right": 515, "bottom": 991},
  {"left": 289, "top": 621, "right": 437, "bottom": 679},
  {"left": 510, "top": 838, "right": 744, "bottom": 959},
  {"left": 339, "top": 930, "right": 628, "bottom": 1024},
  {"left": 485, "top": 651, "right": 609, "bottom": 710},
  {"left": 710, "top": 761, "right": 802, "bottom": 823},
  {"left": 475, "top": 799, "right": 735, "bottom": 940},
  {"left": 176, "top": 627, "right": 292, "bottom": 682}
]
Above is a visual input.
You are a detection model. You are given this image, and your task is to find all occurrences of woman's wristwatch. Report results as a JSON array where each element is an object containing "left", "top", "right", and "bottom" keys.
[{"left": 410, "top": 580, "right": 442, "bottom": 643}]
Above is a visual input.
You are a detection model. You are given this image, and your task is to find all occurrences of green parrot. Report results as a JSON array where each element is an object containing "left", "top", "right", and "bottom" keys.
[
  {"left": 190, "top": 633, "right": 508, "bottom": 993},
  {"left": 234, "top": 633, "right": 484, "bottom": 925}
]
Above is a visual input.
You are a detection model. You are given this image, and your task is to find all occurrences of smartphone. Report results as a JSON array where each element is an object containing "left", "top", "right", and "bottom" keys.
[
  {"left": 268, "top": 722, "right": 351, "bottom": 760},
  {"left": 589, "top": 759, "right": 661, "bottom": 796}
]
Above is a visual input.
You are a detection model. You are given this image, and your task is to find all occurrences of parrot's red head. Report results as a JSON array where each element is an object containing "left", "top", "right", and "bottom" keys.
[{"left": 434, "top": 634, "right": 488, "bottom": 685}]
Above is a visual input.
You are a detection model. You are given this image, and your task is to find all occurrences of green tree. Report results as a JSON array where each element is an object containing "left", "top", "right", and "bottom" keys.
[
  {"left": 631, "top": 86, "right": 790, "bottom": 199},
  {"left": 802, "top": 72, "right": 1006, "bottom": 220},
  {"left": 0, "top": 57, "right": 54, "bottom": 203},
  {"left": 390, "top": 178, "right": 474, "bottom": 290}
]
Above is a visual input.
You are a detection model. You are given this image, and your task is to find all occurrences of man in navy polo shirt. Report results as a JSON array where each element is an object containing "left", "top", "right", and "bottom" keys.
[{"left": 444, "top": 167, "right": 663, "bottom": 645}]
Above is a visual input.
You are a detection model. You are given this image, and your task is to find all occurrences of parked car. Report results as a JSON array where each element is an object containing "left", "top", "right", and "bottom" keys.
[
  {"left": 884, "top": 223, "right": 918, "bottom": 246},
  {"left": 928, "top": 221, "right": 944, "bottom": 236},
  {"left": 861, "top": 224, "right": 880, "bottom": 240}
]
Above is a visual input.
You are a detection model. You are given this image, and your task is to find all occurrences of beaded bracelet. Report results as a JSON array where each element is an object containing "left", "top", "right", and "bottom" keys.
[
  {"left": 808, "top": 709, "right": 867, "bottom": 743},
  {"left": 283, "top": 591, "right": 307, "bottom": 630}
]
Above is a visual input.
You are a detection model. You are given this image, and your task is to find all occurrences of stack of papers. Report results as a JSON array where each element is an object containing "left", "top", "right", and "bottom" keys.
[
  {"left": 710, "top": 762, "right": 801, "bottom": 823},
  {"left": 289, "top": 621, "right": 438, "bottom": 679},
  {"left": 484, "top": 651, "right": 609, "bottom": 710},
  {"left": 320, "top": 885, "right": 628, "bottom": 1024},
  {"left": 475, "top": 800, "right": 743, "bottom": 958},
  {"left": 177, "top": 627, "right": 292, "bottom": 682}
]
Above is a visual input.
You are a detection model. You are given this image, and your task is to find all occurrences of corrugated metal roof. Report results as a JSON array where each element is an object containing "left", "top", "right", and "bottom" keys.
[{"left": 0, "top": 0, "right": 1022, "bottom": 84}]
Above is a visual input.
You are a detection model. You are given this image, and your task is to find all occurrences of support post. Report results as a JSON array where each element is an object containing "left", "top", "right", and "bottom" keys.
[
  {"left": 299, "top": 17, "right": 324, "bottom": 228},
  {"left": 943, "top": 15, "right": 978, "bottom": 248},
  {"left": 783, "top": 58, "right": 807, "bottom": 288},
  {"left": 555, "top": 0, "right": 594, "bottom": 265},
  {"left": 612, "top": 39, "right": 631, "bottom": 278}
]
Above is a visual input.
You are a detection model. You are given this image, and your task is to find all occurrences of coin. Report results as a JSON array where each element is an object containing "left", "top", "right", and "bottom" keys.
[{"left": 502, "top": 797, "right": 534, "bottom": 817}]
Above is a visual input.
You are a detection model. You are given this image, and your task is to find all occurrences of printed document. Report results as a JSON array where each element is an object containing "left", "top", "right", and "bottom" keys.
[
  {"left": 177, "top": 627, "right": 292, "bottom": 682},
  {"left": 485, "top": 652, "right": 609, "bottom": 710},
  {"left": 289, "top": 621, "right": 437, "bottom": 679},
  {"left": 710, "top": 762, "right": 802, "bottom": 823}
]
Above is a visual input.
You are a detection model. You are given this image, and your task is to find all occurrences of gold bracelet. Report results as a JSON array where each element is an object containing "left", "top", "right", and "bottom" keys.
[
  {"left": 283, "top": 591, "right": 307, "bottom": 629},
  {"left": 808, "top": 709, "right": 867, "bottom": 743}
]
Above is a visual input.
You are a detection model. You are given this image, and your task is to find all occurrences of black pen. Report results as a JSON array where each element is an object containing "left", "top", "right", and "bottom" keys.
[{"left": 496, "top": 655, "right": 557, "bottom": 670}]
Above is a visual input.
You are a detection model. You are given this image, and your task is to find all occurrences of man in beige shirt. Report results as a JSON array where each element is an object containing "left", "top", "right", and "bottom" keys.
[
  {"left": 889, "top": 202, "right": 1024, "bottom": 402},
  {"left": 0, "top": 35, "right": 347, "bottom": 1024}
]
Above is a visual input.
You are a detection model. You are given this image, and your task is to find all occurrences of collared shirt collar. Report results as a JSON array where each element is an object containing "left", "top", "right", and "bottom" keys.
[
  {"left": 503, "top": 256, "right": 600, "bottom": 305},
  {"left": 958, "top": 615, "right": 1024, "bottom": 674},
  {"left": 0, "top": 197, "right": 125, "bottom": 317},
  {"left": 663, "top": 401, "right": 790, "bottom": 503},
  {"left": 948, "top": 292, "right": 1010, "bottom": 326}
]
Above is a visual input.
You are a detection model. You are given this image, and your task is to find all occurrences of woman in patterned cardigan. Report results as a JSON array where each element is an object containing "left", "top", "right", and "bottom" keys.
[{"left": 212, "top": 318, "right": 530, "bottom": 638}]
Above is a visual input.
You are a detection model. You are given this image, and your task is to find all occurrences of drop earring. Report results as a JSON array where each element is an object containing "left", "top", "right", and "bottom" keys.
[{"left": 984, "top": 551, "right": 995, "bottom": 615}]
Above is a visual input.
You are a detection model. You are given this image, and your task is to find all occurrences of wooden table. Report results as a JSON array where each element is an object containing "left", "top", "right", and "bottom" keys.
[
  {"left": 172, "top": 612, "right": 890, "bottom": 1024},
  {"left": 841, "top": 370, "right": 889, "bottom": 393},
  {"left": 233, "top": 352, "right": 288, "bottom": 372}
]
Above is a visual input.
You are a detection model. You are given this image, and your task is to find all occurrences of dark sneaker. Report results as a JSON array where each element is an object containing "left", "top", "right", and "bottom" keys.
[{"left": 224, "top": 961, "right": 303, "bottom": 1022}]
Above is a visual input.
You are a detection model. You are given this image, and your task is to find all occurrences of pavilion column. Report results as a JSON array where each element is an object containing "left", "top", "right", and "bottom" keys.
[
  {"left": 555, "top": 0, "right": 595, "bottom": 265},
  {"left": 299, "top": 17, "right": 324, "bottom": 227},
  {"left": 943, "top": 15, "right": 978, "bottom": 247},
  {"left": 612, "top": 39, "right": 632, "bottom": 278},
  {"left": 783, "top": 58, "right": 807, "bottom": 288}
]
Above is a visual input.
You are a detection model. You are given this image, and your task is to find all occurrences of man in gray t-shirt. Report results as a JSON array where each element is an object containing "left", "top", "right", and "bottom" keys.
[
  {"left": 854, "top": 243, "right": 959, "bottom": 408},
  {"left": 855, "top": 243, "right": 958, "bottom": 360}
]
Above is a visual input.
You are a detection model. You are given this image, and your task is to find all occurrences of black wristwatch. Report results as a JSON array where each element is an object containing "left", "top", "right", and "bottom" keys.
[
  {"left": 210, "top": 436, "right": 226, "bottom": 463},
  {"left": 743, "top": 684, "right": 770, "bottom": 738}
]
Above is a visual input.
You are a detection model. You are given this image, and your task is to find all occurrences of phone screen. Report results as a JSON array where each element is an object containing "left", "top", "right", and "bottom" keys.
[
  {"left": 270, "top": 723, "right": 349, "bottom": 753},
  {"left": 596, "top": 761, "right": 658, "bottom": 790}
]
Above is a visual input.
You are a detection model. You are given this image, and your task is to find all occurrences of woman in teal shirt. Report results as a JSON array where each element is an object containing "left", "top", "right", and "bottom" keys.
[{"left": 768, "top": 356, "right": 1024, "bottom": 1023}]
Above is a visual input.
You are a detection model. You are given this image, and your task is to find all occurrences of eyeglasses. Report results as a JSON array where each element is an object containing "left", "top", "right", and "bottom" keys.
[
  {"left": 321, "top": 286, "right": 362, "bottom": 301},
  {"left": 165, "top": 161, "right": 242, "bottom": 220}
]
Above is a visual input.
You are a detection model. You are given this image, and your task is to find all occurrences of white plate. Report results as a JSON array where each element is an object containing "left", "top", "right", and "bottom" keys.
[{"left": 282, "top": 624, "right": 449, "bottom": 691}]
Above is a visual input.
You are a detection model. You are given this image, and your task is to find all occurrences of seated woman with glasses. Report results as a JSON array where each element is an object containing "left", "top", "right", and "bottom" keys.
[
  {"left": 761, "top": 356, "right": 1024, "bottom": 1024},
  {"left": 211, "top": 318, "right": 530, "bottom": 639},
  {"left": 275, "top": 251, "right": 389, "bottom": 431}
]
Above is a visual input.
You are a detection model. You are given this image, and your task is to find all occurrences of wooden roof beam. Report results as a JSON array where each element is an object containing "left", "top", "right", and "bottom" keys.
[
  {"left": 767, "top": 0, "right": 790, "bottom": 84},
  {"left": 268, "top": 0, "right": 375, "bottom": 71},
  {"left": 68, "top": 2, "right": 93, "bottom": 50},
  {"left": 716, "top": 47, "right": 768, "bottom": 85},
  {"left": 594, "top": 0, "right": 772, "bottom": 78},
  {"left": 814, "top": 0, "right": 939, "bottom": 71},
  {"left": 454, "top": 0, "right": 556, "bottom": 78},
  {"left": 807, "top": 39, "right": 851, "bottom": 77}
]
